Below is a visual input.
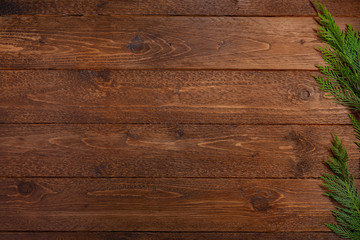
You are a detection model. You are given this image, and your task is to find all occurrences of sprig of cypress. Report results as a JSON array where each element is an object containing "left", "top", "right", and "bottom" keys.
[{"left": 314, "top": 1, "right": 360, "bottom": 239}]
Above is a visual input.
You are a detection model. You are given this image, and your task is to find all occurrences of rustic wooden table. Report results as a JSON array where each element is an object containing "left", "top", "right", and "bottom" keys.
[{"left": 0, "top": 0, "right": 359, "bottom": 239}]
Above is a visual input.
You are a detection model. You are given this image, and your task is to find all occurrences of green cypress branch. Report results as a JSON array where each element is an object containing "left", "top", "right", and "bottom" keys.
[
  {"left": 314, "top": 0, "right": 360, "bottom": 110},
  {"left": 314, "top": 1, "right": 360, "bottom": 239}
]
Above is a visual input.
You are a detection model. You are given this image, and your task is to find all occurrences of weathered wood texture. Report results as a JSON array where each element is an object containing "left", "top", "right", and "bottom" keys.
[
  {"left": 0, "top": 232, "right": 341, "bottom": 240},
  {"left": 0, "top": 178, "right": 346, "bottom": 231},
  {"left": 0, "top": 70, "right": 351, "bottom": 124},
  {"left": 1, "top": 1, "right": 359, "bottom": 238},
  {"left": 1, "top": 124, "right": 359, "bottom": 178},
  {"left": 0, "top": 0, "right": 359, "bottom": 16},
  {"left": 0, "top": 17, "right": 359, "bottom": 70}
]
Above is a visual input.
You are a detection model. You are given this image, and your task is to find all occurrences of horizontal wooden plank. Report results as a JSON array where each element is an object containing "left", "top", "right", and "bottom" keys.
[
  {"left": 1, "top": 124, "right": 359, "bottom": 178},
  {"left": 0, "top": 17, "right": 358, "bottom": 70},
  {"left": 0, "top": 70, "right": 352, "bottom": 124},
  {"left": 0, "top": 232, "right": 341, "bottom": 240},
  {"left": 0, "top": 178, "right": 343, "bottom": 231},
  {"left": 0, "top": 0, "right": 359, "bottom": 17}
]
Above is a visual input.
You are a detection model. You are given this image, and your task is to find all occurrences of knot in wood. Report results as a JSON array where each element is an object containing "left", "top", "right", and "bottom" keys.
[
  {"left": 97, "top": 1, "right": 105, "bottom": 8},
  {"left": 299, "top": 88, "right": 310, "bottom": 100},
  {"left": 250, "top": 195, "right": 269, "bottom": 211},
  {"left": 174, "top": 128, "right": 185, "bottom": 138},
  {"left": 127, "top": 35, "right": 144, "bottom": 53},
  {"left": 18, "top": 181, "right": 35, "bottom": 195}
]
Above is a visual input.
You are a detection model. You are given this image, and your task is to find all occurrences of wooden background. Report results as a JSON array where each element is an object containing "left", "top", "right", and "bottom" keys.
[{"left": 0, "top": 0, "right": 360, "bottom": 239}]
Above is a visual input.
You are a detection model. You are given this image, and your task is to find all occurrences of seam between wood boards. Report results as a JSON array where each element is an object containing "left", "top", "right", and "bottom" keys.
[
  {"left": 0, "top": 176, "right": 335, "bottom": 179},
  {"left": 0, "top": 123, "right": 353, "bottom": 125},
  {"left": 0, "top": 230, "right": 335, "bottom": 233},
  {"left": 0, "top": 14, "right": 358, "bottom": 17},
  {"left": 0, "top": 68, "right": 321, "bottom": 71}
]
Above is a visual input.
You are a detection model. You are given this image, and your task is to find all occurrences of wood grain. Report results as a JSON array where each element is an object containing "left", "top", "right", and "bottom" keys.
[
  {"left": 0, "top": 70, "right": 351, "bottom": 124},
  {"left": 0, "top": 17, "right": 359, "bottom": 70},
  {"left": 0, "top": 178, "right": 344, "bottom": 231},
  {"left": 1, "top": 124, "right": 359, "bottom": 178},
  {"left": 0, "top": 0, "right": 359, "bottom": 17},
  {"left": 0, "top": 1, "right": 359, "bottom": 237},
  {"left": 0, "top": 232, "right": 341, "bottom": 240}
]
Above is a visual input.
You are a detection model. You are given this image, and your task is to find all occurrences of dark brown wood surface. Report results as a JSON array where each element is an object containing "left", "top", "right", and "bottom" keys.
[
  {"left": 1, "top": 124, "right": 359, "bottom": 178},
  {"left": 1, "top": 0, "right": 359, "bottom": 239},
  {"left": 0, "top": 0, "right": 359, "bottom": 16},
  {"left": 0, "top": 232, "right": 342, "bottom": 240},
  {"left": 0, "top": 70, "right": 350, "bottom": 124},
  {"left": 0, "top": 17, "right": 359, "bottom": 70},
  {"left": 0, "top": 178, "right": 343, "bottom": 231}
]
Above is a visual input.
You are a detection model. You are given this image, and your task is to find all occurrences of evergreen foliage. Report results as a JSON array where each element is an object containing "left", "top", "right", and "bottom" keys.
[
  {"left": 314, "top": 1, "right": 360, "bottom": 110},
  {"left": 314, "top": 1, "right": 360, "bottom": 239},
  {"left": 321, "top": 135, "right": 360, "bottom": 239}
]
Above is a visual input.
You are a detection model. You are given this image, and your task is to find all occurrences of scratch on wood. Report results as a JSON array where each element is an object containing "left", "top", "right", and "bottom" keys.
[
  {"left": 279, "top": 145, "right": 293, "bottom": 150},
  {"left": 87, "top": 189, "right": 183, "bottom": 199}
]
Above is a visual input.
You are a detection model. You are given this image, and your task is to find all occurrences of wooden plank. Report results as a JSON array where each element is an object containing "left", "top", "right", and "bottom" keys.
[
  {"left": 0, "top": 232, "right": 341, "bottom": 240},
  {"left": 0, "top": 0, "right": 359, "bottom": 17},
  {"left": 0, "top": 17, "right": 359, "bottom": 70},
  {"left": 0, "top": 70, "right": 352, "bottom": 124},
  {"left": 1, "top": 124, "right": 359, "bottom": 178},
  {"left": 0, "top": 178, "right": 343, "bottom": 231}
]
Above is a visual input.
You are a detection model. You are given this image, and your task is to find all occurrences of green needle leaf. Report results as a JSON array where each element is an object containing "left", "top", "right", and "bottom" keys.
[{"left": 314, "top": 1, "right": 360, "bottom": 239}]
